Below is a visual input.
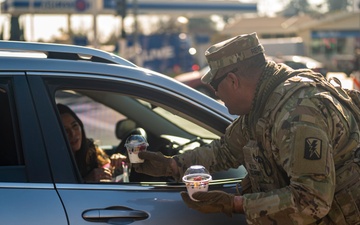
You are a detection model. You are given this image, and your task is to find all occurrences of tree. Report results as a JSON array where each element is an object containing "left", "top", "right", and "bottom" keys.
[
  {"left": 281, "top": 0, "right": 353, "bottom": 17},
  {"left": 326, "top": 0, "right": 351, "bottom": 12},
  {"left": 187, "top": 18, "right": 217, "bottom": 34},
  {"left": 10, "top": 16, "right": 24, "bottom": 41},
  {"left": 282, "top": 0, "right": 330, "bottom": 17}
]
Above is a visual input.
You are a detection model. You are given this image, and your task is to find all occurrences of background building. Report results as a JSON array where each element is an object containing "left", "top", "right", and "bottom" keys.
[{"left": 222, "top": 11, "right": 360, "bottom": 74}]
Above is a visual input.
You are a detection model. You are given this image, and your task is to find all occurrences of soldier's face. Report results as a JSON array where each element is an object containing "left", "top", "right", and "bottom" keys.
[{"left": 215, "top": 72, "right": 254, "bottom": 115}]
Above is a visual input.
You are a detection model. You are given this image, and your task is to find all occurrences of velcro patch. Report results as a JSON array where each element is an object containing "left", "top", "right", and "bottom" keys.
[
  {"left": 291, "top": 124, "right": 329, "bottom": 176},
  {"left": 304, "top": 137, "right": 322, "bottom": 160}
]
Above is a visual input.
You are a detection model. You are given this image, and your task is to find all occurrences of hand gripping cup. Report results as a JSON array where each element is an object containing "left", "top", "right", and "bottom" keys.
[
  {"left": 124, "top": 134, "right": 148, "bottom": 163},
  {"left": 182, "top": 165, "right": 212, "bottom": 201}
]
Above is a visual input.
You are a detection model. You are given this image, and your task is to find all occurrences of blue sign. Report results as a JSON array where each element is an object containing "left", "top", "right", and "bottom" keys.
[
  {"left": 124, "top": 33, "right": 196, "bottom": 75},
  {"left": 2, "top": 0, "right": 91, "bottom": 14},
  {"left": 312, "top": 30, "right": 360, "bottom": 38},
  {"left": 2, "top": 0, "right": 257, "bottom": 15}
]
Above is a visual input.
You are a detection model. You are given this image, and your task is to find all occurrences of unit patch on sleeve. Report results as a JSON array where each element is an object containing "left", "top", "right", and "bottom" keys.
[
  {"left": 291, "top": 124, "right": 329, "bottom": 176},
  {"left": 304, "top": 137, "right": 322, "bottom": 160}
]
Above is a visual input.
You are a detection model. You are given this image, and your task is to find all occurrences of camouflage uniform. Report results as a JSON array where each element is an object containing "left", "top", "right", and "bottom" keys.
[{"left": 174, "top": 33, "right": 360, "bottom": 224}]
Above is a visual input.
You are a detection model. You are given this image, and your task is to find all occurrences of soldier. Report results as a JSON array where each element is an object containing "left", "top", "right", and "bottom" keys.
[{"left": 134, "top": 32, "right": 360, "bottom": 224}]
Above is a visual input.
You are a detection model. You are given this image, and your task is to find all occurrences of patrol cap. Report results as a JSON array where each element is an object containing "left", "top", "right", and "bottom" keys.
[{"left": 201, "top": 32, "right": 264, "bottom": 84}]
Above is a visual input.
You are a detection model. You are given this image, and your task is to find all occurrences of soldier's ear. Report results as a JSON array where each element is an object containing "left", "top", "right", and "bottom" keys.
[{"left": 227, "top": 73, "right": 240, "bottom": 89}]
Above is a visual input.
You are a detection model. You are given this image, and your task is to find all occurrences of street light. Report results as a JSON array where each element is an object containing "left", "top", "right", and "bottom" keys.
[{"left": 116, "top": 0, "right": 127, "bottom": 38}]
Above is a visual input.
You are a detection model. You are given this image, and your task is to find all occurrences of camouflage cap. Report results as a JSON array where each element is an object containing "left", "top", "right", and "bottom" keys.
[{"left": 201, "top": 32, "right": 264, "bottom": 84}]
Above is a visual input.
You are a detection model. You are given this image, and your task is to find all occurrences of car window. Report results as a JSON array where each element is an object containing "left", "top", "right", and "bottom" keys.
[
  {"left": 0, "top": 84, "right": 25, "bottom": 182},
  {"left": 55, "top": 90, "right": 125, "bottom": 148},
  {"left": 54, "top": 88, "right": 222, "bottom": 183}
]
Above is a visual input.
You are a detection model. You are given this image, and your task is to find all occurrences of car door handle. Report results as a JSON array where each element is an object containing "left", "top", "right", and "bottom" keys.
[{"left": 82, "top": 206, "right": 149, "bottom": 223}]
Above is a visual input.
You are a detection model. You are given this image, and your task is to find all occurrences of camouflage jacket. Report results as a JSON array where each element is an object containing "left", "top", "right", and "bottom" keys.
[{"left": 174, "top": 61, "right": 360, "bottom": 224}]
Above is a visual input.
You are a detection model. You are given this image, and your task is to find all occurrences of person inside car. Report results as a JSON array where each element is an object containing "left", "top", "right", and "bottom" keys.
[{"left": 57, "top": 103, "right": 127, "bottom": 183}]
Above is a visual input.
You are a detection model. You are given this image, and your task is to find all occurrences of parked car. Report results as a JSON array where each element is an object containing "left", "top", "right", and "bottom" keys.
[
  {"left": 0, "top": 41, "right": 246, "bottom": 225},
  {"left": 175, "top": 55, "right": 328, "bottom": 99},
  {"left": 278, "top": 55, "right": 328, "bottom": 77},
  {"left": 174, "top": 56, "right": 281, "bottom": 99},
  {"left": 174, "top": 66, "right": 216, "bottom": 98}
]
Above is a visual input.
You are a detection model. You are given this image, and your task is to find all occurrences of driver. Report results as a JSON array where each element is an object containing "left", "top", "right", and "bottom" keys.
[{"left": 57, "top": 103, "right": 127, "bottom": 182}]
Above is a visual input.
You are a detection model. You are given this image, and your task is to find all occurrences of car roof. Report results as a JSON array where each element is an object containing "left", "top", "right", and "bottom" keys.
[
  {"left": 0, "top": 40, "right": 236, "bottom": 121},
  {"left": 0, "top": 41, "right": 136, "bottom": 66},
  {"left": 280, "top": 55, "right": 323, "bottom": 65}
]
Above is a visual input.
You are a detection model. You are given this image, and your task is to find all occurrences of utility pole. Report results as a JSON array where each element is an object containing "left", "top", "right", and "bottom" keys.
[
  {"left": 116, "top": 0, "right": 127, "bottom": 56},
  {"left": 133, "top": 0, "right": 142, "bottom": 66}
]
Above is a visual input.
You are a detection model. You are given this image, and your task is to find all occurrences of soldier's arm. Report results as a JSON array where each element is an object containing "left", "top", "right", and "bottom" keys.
[
  {"left": 242, "top": 94, "right": 336, "bottom": 224},
  {"left": 173, "top": 116, "right": 248, "bottom": 178}
]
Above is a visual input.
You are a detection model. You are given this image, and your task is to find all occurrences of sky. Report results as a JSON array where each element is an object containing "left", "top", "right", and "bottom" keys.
[{"left": 0, "top": 0, "right": 326, "bottom": 42}]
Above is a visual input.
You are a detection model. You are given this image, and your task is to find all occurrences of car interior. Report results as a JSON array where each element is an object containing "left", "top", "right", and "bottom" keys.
[{"left": 55, "top": 89, "right": 235, "bottom": 183}]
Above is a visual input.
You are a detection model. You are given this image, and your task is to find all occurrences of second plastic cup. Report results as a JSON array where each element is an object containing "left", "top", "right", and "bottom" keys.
[
  {"left": 124, "top": 134, "right": 148, "bottom": 163},
  {"left": 182, "top": 165, "right": 212, "bottom": 201}
]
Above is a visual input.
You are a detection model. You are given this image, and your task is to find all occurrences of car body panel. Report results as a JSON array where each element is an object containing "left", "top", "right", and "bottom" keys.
[
  {"left": 278, "top": 55, "right": 328, "bottom": 76},
  {"left": 56, "top": 184, "right": 245, "bottom": 225},
  {"left": 0, "top": 41, "right": 245, "bottom": 225},
  {"left": 1, "top": 184, "right": 68, "bottom": 225}
]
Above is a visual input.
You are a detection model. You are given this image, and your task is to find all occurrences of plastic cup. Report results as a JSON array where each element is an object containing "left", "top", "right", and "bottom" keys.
[
  {"left": 124, "top": 134, "right": 148, "bottom": 163},
  {"left": 182, "top": 165, "right": 212, "bottom": 201}
]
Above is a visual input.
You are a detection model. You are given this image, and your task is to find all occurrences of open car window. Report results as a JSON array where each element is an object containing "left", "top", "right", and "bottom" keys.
[
  {"left": 55, "top": 89, "right": 219, "bottom": 149},
  {"left": 54, "top": 89, "right": 233, "bottom": 183}
]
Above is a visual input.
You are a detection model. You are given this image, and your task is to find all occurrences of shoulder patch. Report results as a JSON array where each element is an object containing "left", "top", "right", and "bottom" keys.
[
  {"left": 290, "top": 124, "right": 329, "bottom": 176},
  {"left": 304, "top": 137, "right": 322, "bottom": 160}
]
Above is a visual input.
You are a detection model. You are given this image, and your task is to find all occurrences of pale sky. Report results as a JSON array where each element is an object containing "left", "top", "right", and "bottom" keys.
[{"left": 0, "top": 0, "right": 326, "bottom": 42}]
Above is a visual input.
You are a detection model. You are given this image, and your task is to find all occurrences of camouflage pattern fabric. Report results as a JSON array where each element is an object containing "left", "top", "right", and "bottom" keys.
[
  {"left": 174, "top": 61, "right": 360, "bottom": 224},
  {"left": 202, "top": 32, "right": 264, "bottom": 84}
]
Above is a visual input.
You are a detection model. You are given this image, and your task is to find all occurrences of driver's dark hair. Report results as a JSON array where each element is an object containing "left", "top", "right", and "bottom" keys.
[{"left": 56, "top": 103, "right": 98, "bottom": 179}]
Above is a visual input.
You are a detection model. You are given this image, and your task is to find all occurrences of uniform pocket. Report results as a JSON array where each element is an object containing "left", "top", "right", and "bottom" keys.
[{"left": 333, "top": 162, "right": 360, "bottom": 225}]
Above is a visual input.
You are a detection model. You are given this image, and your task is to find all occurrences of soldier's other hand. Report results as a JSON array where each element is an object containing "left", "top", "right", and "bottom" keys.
[
  {"left": 132, "top": 151, "right": 173, "bottom": 177},
  {"left": 180, "top": 190, "right": 235, "bottom": 217}
]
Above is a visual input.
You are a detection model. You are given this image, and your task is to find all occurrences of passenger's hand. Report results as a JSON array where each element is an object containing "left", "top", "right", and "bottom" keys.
[
  {"left": 110, "top": 153, "right": 127, "bottom": 169},
  {"left": 133, "top": 151, "right": 173, "bottom": 177},
  {"left": 180, "top": 190, "right": 236, "bottom": 217},
  {"left": 85, "top": 167, "right": 113, "bottom": 182}
]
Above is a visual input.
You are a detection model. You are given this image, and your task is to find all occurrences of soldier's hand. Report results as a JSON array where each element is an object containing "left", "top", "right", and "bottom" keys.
[
  {"left": 181, "top": 190, "right": 235, "bottom": 217},
  {"left": 132, "top": 151, "right": 173, "bottom": 177}
]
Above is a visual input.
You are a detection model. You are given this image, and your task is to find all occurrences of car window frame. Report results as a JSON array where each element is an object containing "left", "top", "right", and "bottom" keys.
[
  {"left": 0, "top": 73, "right": 53, "bottom": 183},
  {"left": 28, "top": 71, "right": 238, "bottom": 184}
]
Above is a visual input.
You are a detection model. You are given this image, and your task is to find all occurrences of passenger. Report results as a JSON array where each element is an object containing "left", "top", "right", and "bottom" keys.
[{"left": 57, "top": 103, "right": 127, "bottom": 182}]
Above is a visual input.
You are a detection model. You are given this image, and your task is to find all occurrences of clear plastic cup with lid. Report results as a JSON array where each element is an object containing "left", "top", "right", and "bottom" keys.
[
  {"left": 182, "top": 165, "right": 212, "bottom": 201},
  {"left": 124, "top": 134, "right": 148, "bottom": 163}
]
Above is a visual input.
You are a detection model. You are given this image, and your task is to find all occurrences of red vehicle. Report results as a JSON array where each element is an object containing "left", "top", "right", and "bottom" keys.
[{"left": 174, "top": 66, "right": 216, "bottom": 98}]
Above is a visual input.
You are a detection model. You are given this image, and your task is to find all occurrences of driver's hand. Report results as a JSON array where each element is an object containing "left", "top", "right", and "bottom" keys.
[
  {"left": 110, "top": 153, "right": 127, "bottom": 169},
  {"left": 133, "top": 151, "right": 173, "bottom": 177}
]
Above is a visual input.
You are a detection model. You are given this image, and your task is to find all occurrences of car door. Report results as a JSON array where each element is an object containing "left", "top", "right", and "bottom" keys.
[
  {"left": 27, "top": 70, "right": 247, "bottom": 225},
  {"left": 0, "top": 74, "right": 68, "bottom": 225}
]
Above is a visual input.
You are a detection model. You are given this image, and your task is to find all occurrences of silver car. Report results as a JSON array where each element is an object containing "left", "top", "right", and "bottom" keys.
[{"left": 0, "top": 41, "right": 247, "bottom": 225}]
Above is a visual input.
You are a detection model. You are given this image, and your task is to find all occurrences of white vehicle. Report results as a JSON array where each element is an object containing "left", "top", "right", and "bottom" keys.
[{"left": 0, "top": 41, "right": 246, "bottom": 225}]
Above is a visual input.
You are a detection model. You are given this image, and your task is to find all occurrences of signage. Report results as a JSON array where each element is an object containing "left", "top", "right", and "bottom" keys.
[
  {"left": 125, "top": 33, "right": 196, "bottom": 75},
  {"left": 1, "top": 0, "right": 257, "bottom": 15},
  {"left": 3, "top": 0, "right": 93, "bottom": 14}
]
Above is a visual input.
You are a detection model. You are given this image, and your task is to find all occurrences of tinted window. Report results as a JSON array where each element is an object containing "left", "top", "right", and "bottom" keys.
[
  {"left": 0, "top": 84, "right": 25, "bottom": 182},
  {"left": 0, "top": 88, "right": 17, "bottom": 166}
]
